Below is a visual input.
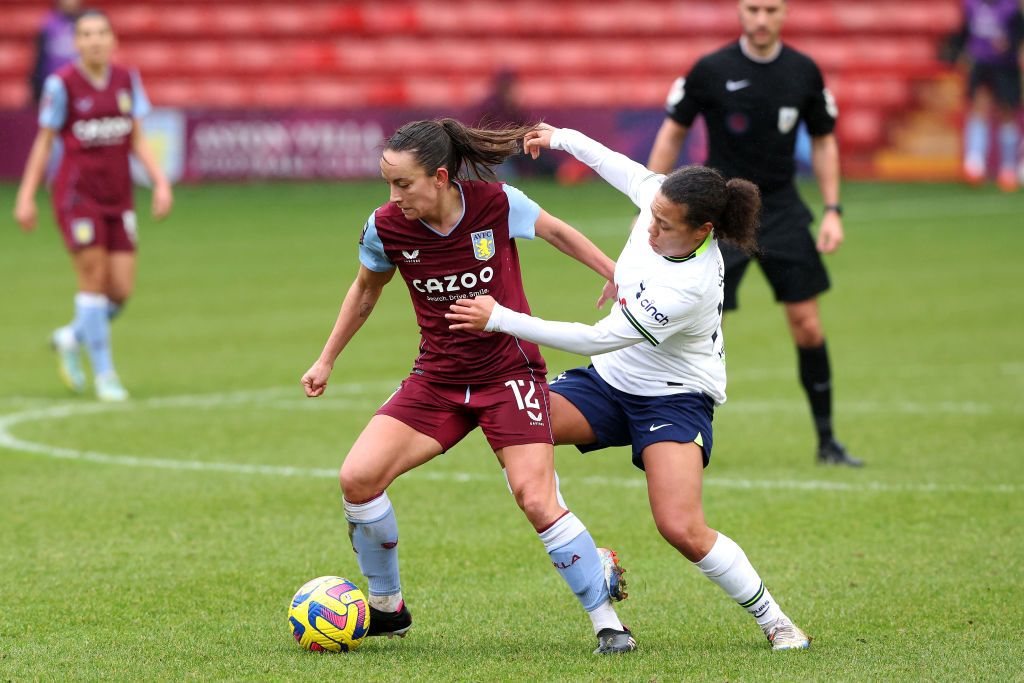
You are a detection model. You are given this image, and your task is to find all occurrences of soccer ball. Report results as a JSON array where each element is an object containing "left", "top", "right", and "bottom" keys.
[{"left": 288, "top": 576, "right": 370, "bottom": 652}]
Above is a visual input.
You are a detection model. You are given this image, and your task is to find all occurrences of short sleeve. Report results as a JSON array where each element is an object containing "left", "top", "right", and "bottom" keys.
[
  {"left": 502, "top": 184, "right": 541, "bottom": 240},
  {"left": 665, "top": 59, "right": 710, "bottom": 127},
  {"left": 38, "top": 74, "right": 67, "bottom": 130},
  {"left": 130, "top": 69, "right": 152, "bottom": 119},
  {"left": 618, "top": 283, "right": 697, "bottom": 346},
  {"left": 801, "top": 60, "right": 837, "bottom": 136},
  {"left": 357, "top": 211, "right": 394, "bottom": 272}
]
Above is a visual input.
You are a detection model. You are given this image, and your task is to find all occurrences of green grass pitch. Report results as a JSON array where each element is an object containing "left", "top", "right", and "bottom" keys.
[{"left": 1, "top": 178, "right": 1022, "bottom": 680}]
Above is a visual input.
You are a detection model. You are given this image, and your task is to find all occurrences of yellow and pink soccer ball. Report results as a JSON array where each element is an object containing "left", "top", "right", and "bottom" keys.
[{"left": 288, "top": 576, "right": 369, "bottom": 652}]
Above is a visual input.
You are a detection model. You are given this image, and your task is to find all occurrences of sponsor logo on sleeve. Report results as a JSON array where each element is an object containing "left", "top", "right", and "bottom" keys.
[
  {"left": 471, "top": 229, "right": 495, "bottom": 261},
  {"left": 665, "top": 76, "right": 686, "bottom": 108}
]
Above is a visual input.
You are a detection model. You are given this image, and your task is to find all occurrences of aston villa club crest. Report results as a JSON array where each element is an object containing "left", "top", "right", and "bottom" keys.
[
  {"left": 777, "top": 106, "right": 798, "bottom": 134},
  {"left": 71, "top": 218, "right": 95, "bottom": 245},
  {"left": 116, "top": 89, "right": 132, "bottom": 115},
  {"left": 471, "top": 229, "right": 494, "bottom": 261}
]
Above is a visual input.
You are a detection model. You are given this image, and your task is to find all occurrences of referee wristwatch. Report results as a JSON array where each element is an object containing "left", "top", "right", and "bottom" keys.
[{"left": 824, "top": 204, "right": 842, "bottom": 216}]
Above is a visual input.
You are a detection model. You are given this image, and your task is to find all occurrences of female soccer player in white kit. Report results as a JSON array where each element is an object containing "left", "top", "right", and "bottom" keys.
[{"left": 448, "top": 124, "right": 811, "bottom": 650}]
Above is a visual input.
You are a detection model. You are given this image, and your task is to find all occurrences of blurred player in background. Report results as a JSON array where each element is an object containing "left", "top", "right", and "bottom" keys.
[
  {"left": 301, "top": 118, "right": 635, "bottom": 654},
  {"left": 956, "top": 0, "right": 1024, "bottom": 191},
  {"left": 646, "top": 0, "right": 862, "bottom": 467},
  {"left": 449, "top": 123, "right": 812, "bottom": 650},
  {"left": 13, "top": 9, "right": 173, "bottom": 402},
  {"left": 29, "top": 0, "right": 82, "bottom": 104}
]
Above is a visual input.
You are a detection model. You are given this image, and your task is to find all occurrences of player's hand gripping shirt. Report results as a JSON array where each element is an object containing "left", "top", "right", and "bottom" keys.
[
  {"left": 359, "top": 180, "right": 547, "bottom": 384},
  {"left": 665, "top": 41, "right": 836, "bottom": 195},
  {"left": 487, "top": 128, "right": 727, "bottom": 403}
]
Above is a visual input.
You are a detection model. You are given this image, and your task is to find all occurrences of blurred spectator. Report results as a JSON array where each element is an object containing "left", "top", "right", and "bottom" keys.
[
  {"left": 467, "top": 70, "right": 555, "bottom": 178},
  {"left": 954, "top": 0, "right": 1024, "bottom": 191},
  {"left": 29, "top": 0, "right": 83, "bottom": 103}
]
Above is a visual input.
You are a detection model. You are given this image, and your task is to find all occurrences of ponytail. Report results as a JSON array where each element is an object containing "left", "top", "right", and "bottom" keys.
[
  {"left": 660, "top": 166, "right": 761, "bottom": 255},
  {"left": 716, "top": 179, "right": 760, "bottom": 254},
  {"left": 385, "top": 118, "right": 536, "bottom": 182}
]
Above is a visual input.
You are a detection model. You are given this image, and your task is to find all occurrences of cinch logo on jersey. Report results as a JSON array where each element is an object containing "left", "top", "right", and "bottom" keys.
[
  {"left": 72, "top": 116, "right": 133, "bottom": 146},
  {"left": 412, "top": 265, "right": 494, "bottom": 294},
  {"left": 639, "top": 298, "right": 670, "bottom": 325}
]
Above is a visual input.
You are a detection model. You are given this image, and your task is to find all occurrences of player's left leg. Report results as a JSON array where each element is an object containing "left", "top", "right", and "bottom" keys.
[
  {"left": 990, "top": 66, "right": 1021, "bottom": 192},
  {"left": 67, "top": 246, "right": 128, "bottom": 401},
  {"left": 501, "top": 443, "right": 635, "bottom": 654},
  {"left": 784, "top": 298, "right": 862, "bottom": 467},
  {"left": 642, "top": 441, "right": 810, "bottom": 649},
  {"left": 105, "top": 250, "right": 136, "bottom": 321},
  {"left": 964, "top": 79, "right": 994, "bottom": 184}
]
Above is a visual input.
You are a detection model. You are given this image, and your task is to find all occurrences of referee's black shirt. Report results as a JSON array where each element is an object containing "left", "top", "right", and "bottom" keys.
[{"left": 666, "top": 41, "right": 837, "bottom": 196}]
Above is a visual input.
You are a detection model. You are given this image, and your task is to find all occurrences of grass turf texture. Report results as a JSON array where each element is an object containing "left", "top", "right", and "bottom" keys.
[{"left": 1, "top": 179, "right": 1022, "bottom": 680}]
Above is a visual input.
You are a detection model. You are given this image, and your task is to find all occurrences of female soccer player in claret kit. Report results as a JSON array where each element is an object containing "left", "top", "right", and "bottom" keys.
[
  {"left": 448, "top": 124, "right": 812, "bottom": 650},
  {"left": 14, "top": 9, "right": 173, "bottom": 401},
  {"left": 301, "top": 118, "right": 635, "bottom": 654}
]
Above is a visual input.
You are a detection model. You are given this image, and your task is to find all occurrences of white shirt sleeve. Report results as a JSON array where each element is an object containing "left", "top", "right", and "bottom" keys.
[
  {"left": 549, "top": 127, "right": 664, "bottom": 209},
  {"left": 485, "top": 302, "right": 647, "bottom": 355}
]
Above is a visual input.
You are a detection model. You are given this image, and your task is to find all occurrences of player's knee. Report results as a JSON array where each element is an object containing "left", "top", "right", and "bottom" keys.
[
  {"left": 654, "top": 512, "right": 708, "bottom": 560},
  {"left": 789, "top": 315, "right": 824, "bottom": 347},
  {"left": 510, "top": 483, "right": 560, "bottom": 528},
  {"left": 338, "top": 462, "right": 384, "bottom": 503}
]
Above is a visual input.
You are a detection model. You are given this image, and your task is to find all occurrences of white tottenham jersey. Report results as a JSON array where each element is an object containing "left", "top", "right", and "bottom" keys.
[{"left": 487, "top": 127, "right": 728, "bottom": 403}]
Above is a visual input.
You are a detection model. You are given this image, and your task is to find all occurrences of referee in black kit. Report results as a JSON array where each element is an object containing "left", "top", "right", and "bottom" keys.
[{"left": 647, "top": 0, "right": 862, "bottom": 467}]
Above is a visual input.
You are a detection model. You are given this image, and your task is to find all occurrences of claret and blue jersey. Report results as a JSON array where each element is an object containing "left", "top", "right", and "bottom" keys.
[{"left": 359, "top": 179, "right": 548, "bottom": 384}]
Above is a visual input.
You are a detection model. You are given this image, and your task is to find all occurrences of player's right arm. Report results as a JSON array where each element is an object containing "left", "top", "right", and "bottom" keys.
[
  {"left": 525, "top": 124, "right": 663, "bottom": 209},
  {"left": 647, "top": 118, "right": 690, "bottom": 175},
  {"left": 13, "top": 126, "right": 56, "bottom": 232},
  {"left": 302, "top": 264, "right": 396, "bottom": 397},
  {"left": 15, "top": 74, "right": 67, "bottom": 232}
]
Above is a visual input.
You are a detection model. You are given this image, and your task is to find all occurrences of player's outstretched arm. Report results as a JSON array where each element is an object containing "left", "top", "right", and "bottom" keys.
[
  {"left": 302, "top": 265, "right": 395, "bottom": 397},
  {"left": 446, "top": 295, "right": 645, "bottom": 355},
  {"left": 131, "top": 122, "right": 173, "bottom": 220},
  {"left": 13, "top": 127, "right": 56, "bottom": 232},
  {"left": 535, "top": 126, "right": 659, "bottom": 205},
  {"left": 533, "top": 209, "right": 615, "bottom": 283}
]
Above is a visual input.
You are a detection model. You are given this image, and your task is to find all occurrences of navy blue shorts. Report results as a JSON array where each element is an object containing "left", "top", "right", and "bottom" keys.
[{"left": 549, "top": 366, "right": 715, "bottom": 470}]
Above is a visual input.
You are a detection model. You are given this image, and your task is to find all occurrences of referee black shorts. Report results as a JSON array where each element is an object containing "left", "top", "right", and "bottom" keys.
[{"left": 720, "top": 185, "right": 830, "bottom": 311}]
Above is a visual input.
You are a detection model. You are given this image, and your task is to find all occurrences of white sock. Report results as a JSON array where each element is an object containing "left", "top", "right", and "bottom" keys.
[
  {"left": 367, "top": 591, "right": 403, "bottom": 613},
  {"left": 694, "top": 532, "right": 784, "bottom": 630},
  {"left": 586, "top": 599, "right": 622, "bottom": 634}
]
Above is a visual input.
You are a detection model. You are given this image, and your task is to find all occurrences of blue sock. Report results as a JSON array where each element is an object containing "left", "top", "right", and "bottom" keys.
[
  {"left": 75, "top": 292, "right": 114, "bottom": 377},
  {"left": 998, "top": 122, "right": 1019, "bottom": 172},
  {"left": 965, "top": 115, "right": 989, "bottom": 166},
  {"left": 344, "top": 493, "right": 401, "bottom": 597},
  {"left": 539, "top": 512, "right": 607, "bottom": 612}
]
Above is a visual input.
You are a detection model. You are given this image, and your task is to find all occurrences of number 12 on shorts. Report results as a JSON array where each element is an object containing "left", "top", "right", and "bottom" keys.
[{"left": 504, "top": 380, "right": 544, "bottom": 422}]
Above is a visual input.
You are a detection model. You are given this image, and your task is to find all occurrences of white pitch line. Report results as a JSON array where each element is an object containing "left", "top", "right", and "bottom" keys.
[{"left": 0, "top": 387, "right": 1019, "bottom": 494}]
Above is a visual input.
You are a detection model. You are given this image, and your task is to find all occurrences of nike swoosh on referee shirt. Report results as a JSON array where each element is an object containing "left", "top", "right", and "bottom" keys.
[
  {"left": 649, "top": 423, "right": 673, "bottom": 431},
  {"left": 725, "top": 79, "right": 751, "bottom": 91}
]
